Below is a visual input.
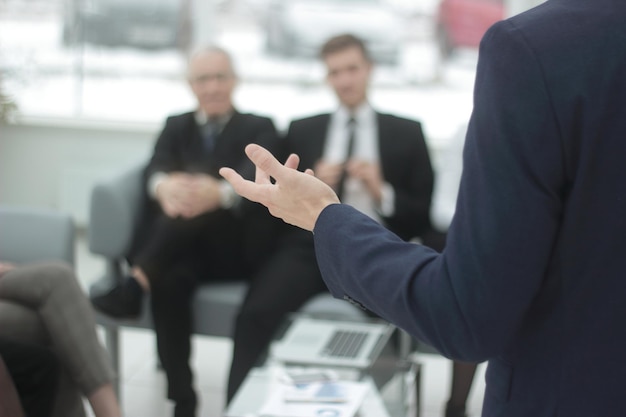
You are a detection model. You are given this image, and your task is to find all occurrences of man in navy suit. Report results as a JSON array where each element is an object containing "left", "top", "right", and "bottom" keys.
[
  {"left": 220, "top": 1, "right": 626, "bottom": 415},
  {"left": 92, "top": 46, "right": 280, "bottom": 417},
  {"left": 225, "top": 34, "right": 443, "bottom": 403}
]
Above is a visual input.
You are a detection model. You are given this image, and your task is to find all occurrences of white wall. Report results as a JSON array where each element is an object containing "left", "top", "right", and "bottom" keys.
[
  {"left": 505, "top": 0, "right": 546, "bottom": 17},
  {"left": 0, "top": 117, "right": 157, "bottom": 226}
]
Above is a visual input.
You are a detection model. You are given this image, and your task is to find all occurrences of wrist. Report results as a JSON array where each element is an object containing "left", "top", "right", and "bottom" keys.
[
  {"left": 219, "top": 180, "right": 239, "bottom": 208},
  {"left": 149, "top": 172, "right": 169, "bottom": 200}
]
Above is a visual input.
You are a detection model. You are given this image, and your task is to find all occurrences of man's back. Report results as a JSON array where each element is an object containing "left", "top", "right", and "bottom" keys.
[
  {"left": 310, "top": 1, "right": 626, "bottom": 415},
  {"left": 470, "top": 1, "right": 626, "bottom": 414}
]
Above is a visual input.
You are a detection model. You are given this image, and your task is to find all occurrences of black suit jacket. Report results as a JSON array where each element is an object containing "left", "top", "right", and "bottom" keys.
[
  {"left": 284, "top": 112, "right": 435, "bottom": 242},
  {"left": 129, "top": 111, "right": 281, "bottom": 267},
  {"left": 146, "top": 111, "right": 277, "bottom": 179}
]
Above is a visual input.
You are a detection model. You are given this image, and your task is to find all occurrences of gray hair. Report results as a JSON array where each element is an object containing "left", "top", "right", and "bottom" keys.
[{"left": 186, "top": 45, "right": 237, "bottom": 78}]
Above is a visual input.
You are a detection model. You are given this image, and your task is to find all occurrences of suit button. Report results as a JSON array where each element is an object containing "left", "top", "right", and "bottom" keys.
[{"left": 343, "top": 295, "right": 367, "bottom": 311}]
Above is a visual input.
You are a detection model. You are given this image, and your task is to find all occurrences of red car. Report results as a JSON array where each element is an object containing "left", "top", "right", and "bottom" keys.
[{"left": 436, "top": 0, "right": 504, "bottom": 57}]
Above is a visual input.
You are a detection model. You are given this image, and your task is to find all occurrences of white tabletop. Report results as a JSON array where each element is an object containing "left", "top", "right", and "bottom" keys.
[{"left": 224, "top": 366, "right": 392, "bottom": 417}]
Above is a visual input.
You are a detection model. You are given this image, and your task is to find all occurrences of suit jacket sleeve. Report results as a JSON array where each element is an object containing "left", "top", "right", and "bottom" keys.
[
  {"left": 145, "top": 115, "right": 186, "bottom": 177},
  {"left": 312, "top": 19, "right": 565, "bottom": 362}
]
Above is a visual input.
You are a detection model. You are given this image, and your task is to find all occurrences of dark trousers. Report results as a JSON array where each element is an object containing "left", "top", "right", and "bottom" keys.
[
  {"left": 226, "top": 234, "right": 328, "bottom": 402},
  {"left": 0, "top": 337, "right": 59, "bottom": 417},
  {"left": 134, "top": 212, "right": 246, "bottom": 416},
  {"left": 226, "top": 227, "right": 448, "bottom": 403}
]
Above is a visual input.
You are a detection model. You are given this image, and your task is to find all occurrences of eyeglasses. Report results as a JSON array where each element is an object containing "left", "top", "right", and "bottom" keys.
[{"left": 190, "top": 72, "right": 234, "bottom": 85}]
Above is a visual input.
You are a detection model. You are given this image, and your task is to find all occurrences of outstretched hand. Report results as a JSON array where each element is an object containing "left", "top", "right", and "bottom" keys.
[{"left": 219, "top": 144, "right": 340, "bottom": 231}]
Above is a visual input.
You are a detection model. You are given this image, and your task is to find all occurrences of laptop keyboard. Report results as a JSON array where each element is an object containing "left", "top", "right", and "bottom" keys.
[{"left": 321, "top": 330, "right": 368, "bottom": 358}]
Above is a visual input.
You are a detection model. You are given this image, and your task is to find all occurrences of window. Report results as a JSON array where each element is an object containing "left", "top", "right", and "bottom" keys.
[{"left": 1, "top": 0, "right": 541, "bottom": 136}]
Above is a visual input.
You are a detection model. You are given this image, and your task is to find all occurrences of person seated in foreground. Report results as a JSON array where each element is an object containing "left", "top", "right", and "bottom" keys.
[
  {"left": 0, "top": 261, "right": 122, "bottom": 417},
  {"left": 0, "top": 336, "right": 59, "bottom": 417}
]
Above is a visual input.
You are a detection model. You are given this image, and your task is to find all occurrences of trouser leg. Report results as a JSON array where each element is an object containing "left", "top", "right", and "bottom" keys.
[
  {"left": 0, "top": 262, "right": 115, "bottom": 396},
  {"left": 446, "top": 360, "right": 479, "bottom": 417},
  {"left": 0, "top": 337, "right": 59, "bottom": 417},
  {"left": 134, "top": 214, "right": 238, "bottom": 279},
  {"left": 227, "top": 244, "right": 326, "bottom": 402},
  {"left": 150, "top": 265, "right": 197, "bottom": 416},
  {"left": 136, "top": 212, "right": 245, "bottom": 415}
]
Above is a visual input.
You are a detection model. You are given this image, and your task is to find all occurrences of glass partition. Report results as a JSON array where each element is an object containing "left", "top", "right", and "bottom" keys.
[{"left": 1, "top": 0, "right": 540, "bottom": 136}]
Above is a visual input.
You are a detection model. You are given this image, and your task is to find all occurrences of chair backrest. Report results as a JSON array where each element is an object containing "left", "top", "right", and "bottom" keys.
[
  {"left": 88, "top": 164, "right": 144, "bottom": 259},
  {"left": 0, "top": 205, "right": 75, "bottom": 265}
]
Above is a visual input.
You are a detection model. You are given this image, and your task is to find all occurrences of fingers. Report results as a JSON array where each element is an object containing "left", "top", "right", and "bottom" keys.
[
  {"left": 284, "top": 153, "right": 300, "bottom": 170},
  {"left": 245, "top": 144, "right": 288, "bottom": 182},
  {"left": 219, "top": 166, "right": 265, "bottom": 204},
  {"left": 255, "top": 164, "right": 272, "bottom": 185},
  {"left": 255, "top": 153, "right": 300, "bottom": 184},
  {"left": 221, "top": 144, "right": 306, "bottom": 207},
  {"left": 219, "top": 167, "right": 246, "bottom": 190}
]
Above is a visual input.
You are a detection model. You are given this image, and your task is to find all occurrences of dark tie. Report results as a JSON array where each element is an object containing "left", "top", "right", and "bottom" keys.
[
  {"left": 337, "top": 117, "right": 356, "bottom": 199},
  {"left": 201, "top": 120, "right": 218, "bottom": 152}
]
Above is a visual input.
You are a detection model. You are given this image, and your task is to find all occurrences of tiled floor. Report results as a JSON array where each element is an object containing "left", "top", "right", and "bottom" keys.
[{"left": 75, "top": 235, "right": 486, "bottom": 417}]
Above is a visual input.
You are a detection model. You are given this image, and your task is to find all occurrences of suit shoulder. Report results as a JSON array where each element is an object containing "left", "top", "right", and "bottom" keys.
[
  {"left": 288, "top": 113, "right": 330, "bottom": 130},
  {"left": 378, "top": 112, "right": 423, "bottom": 131},
  {"left": 237, "top": 112, "right": 272, "bottom": 123},
  {"left": 163, "top": 111, "right": 195, "bottom": 127},
  {"left": 156, "top": 113, "right": 195, "bottom": 140},
  {"left": 166, "top": 111, "right": 195, "bottom": 121},
  {"left": 236, "top": 112, "right": 276, "bottom": 129}
]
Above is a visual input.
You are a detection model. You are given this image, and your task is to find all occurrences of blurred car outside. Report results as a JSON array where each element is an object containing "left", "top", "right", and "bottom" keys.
[
  {"left": 435, "top": 0, "right": 504, "bottom": 58},
  {"left": 264, "top": 0, "right": 404, "bottom": 65},
  {"left": 61, "top": 0, "right": 192, "bottom": 51}
]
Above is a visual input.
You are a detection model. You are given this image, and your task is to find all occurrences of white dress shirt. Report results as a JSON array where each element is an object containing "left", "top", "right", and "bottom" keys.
[{"left": 323, "top": 103, "right": 395, "bottom": 222}]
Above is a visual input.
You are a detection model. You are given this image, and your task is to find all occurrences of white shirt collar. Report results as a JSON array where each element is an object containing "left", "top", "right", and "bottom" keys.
[
  {"left": 335, "top": 102, "right": 375, "bottom": 127},
  {"left": 194, "top": 109, "right": 233, "bottom": 129}
]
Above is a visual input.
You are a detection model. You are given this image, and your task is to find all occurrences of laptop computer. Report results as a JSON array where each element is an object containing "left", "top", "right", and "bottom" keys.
[{"left": 269, "top": 316, "right": 395, "bottom": 369}]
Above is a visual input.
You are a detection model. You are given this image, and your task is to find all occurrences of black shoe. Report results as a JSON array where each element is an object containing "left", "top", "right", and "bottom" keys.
[
  {"left": 91, "top": 276, "right": 143, "bottom": 319},
  {"left": 174, "top": 397, "right": 197, "bottom": 417},
  {"left": 445, "top": 402, "right": 467, "bottom": 417}
]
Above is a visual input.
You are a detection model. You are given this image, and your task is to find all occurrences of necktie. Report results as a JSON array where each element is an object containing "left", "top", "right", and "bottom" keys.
[
  {"left": 201, "top": 120, "right": 218, "bottom": 152},
  {"left": 337, "top": 117, "right": 356, "bottom": 199}
]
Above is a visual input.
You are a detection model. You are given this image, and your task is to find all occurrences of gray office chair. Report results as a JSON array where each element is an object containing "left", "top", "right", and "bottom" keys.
[
  {"left": 0, "top": 205, "right": 75, "bottom": 266},
  {"left": 87, "top": 164, "right": 251, "bottom": 392}
]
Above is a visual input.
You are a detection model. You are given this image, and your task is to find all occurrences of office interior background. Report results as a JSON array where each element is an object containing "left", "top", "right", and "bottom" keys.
[{"left": 1, "top": 0, "right": 543, "bottom": 416}]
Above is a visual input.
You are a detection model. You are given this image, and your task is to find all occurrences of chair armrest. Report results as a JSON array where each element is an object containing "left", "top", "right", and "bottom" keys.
[
  {"left": 0, "top": 206, "right": 75, "bottom": 265},
  {"left": 88, "top": 164, "right": 144, "bottom": 259}
]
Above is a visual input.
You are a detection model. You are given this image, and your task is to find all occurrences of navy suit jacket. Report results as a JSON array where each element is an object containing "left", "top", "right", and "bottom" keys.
[{"left": 313, "top": 1, "right": 626, "bottom": 416}]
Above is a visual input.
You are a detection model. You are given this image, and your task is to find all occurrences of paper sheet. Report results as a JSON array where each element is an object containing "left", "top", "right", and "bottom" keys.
[{"left": 258, "top": 380, "right": 370, "bottom": 417}]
